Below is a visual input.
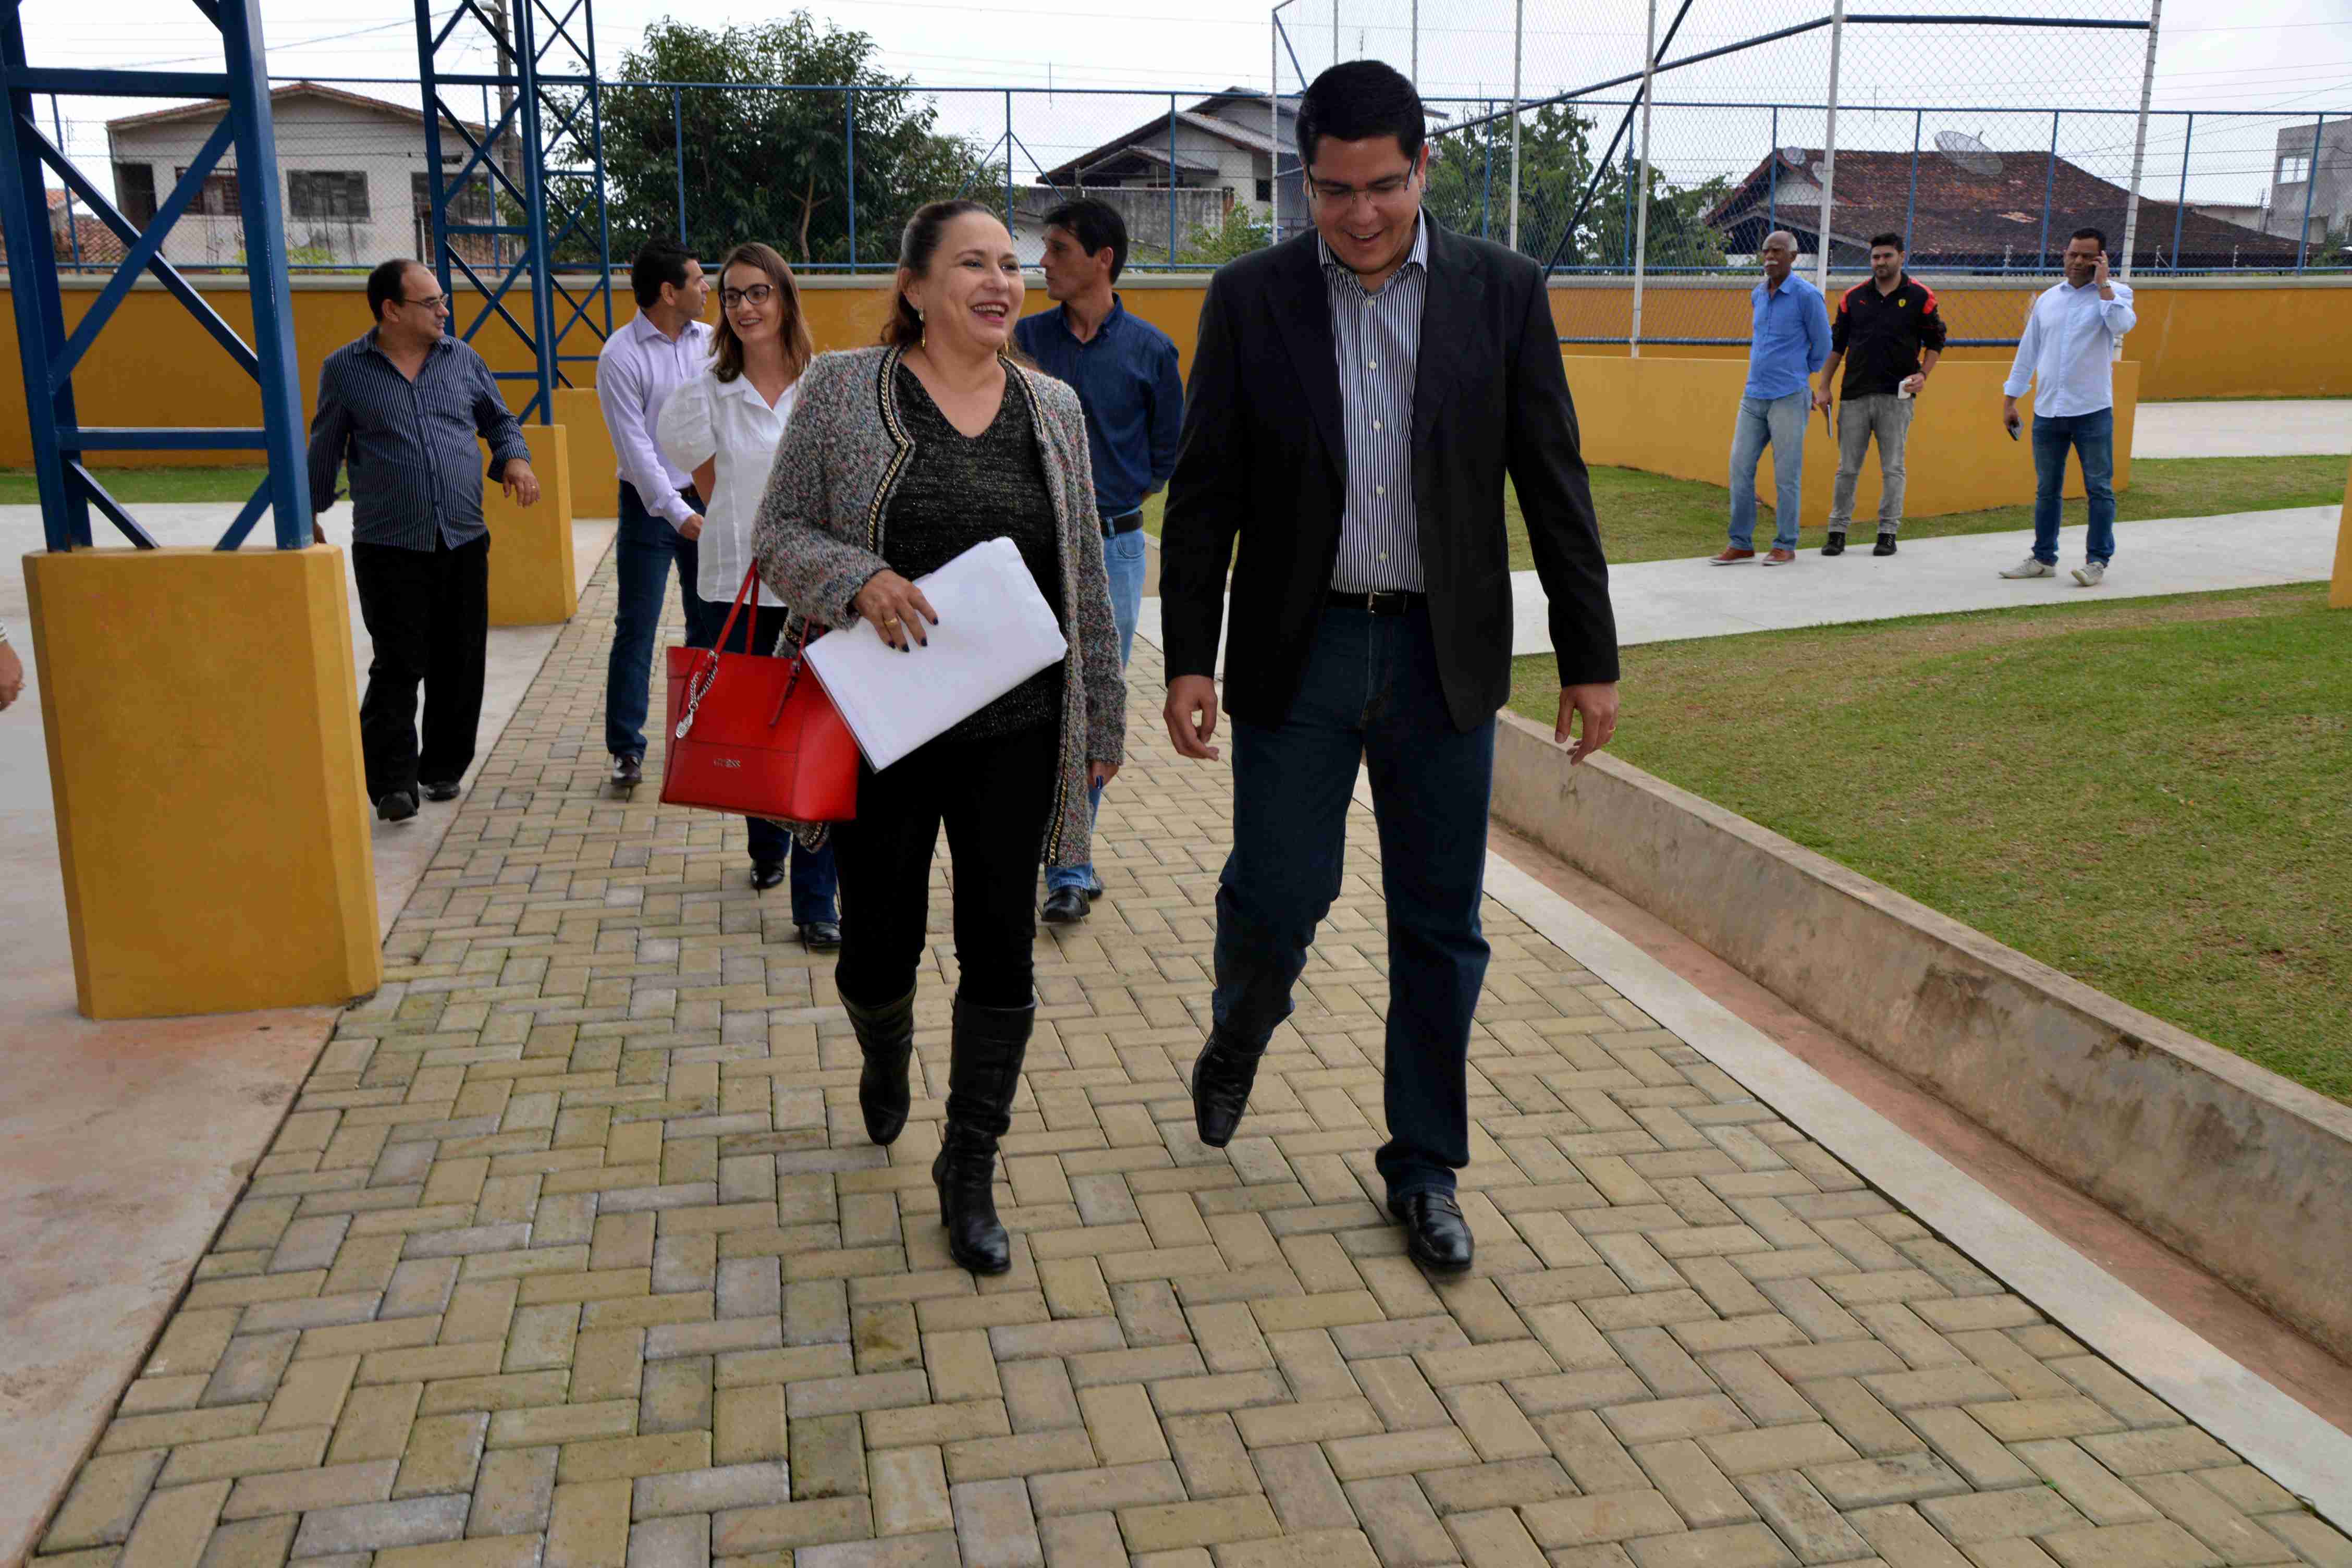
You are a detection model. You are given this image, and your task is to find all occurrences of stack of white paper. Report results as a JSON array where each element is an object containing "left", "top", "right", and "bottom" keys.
[{"left": 804, "top": 536, "right": 1069, "bottom": 770}]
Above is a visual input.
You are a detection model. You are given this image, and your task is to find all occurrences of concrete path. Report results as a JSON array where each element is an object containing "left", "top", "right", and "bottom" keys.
[
  {"left": 0, "top": 506, "right": 613, "bottom": 1566},
  {"left": 2133, "top": 398, "right": 2352, "bottom": 459},
  {"left": 1135, "top": 505, "right": 2339, "bottom": 660},
  {"left": 15, "top": 542, "right": 2352, "bottom": 1567}
]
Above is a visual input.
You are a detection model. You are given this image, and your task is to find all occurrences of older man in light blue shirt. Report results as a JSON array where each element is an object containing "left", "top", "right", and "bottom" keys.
[
  {"left": 2000, "top": 227, "right": 2137, "bottom": 586},
  {"left": 1711, "top": 230, "right": 1831, "bottom": 566}
]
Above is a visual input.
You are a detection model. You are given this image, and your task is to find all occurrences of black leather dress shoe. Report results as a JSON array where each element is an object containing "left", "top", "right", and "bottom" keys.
[
  {"left": 751, "top": 862, "right": 786, "bottom": 891},
  {"left": 1189, "top": 1034, "right": 1264, "bottom": 1148},
  {"left": 1874, "top": 533, "right": 1898, "bottom": 557},
  {"left": 421, "top": 780, "right": 462, "bottom": 802},
  {"left": 1391, "top": 1191, "right": 1474, "bottom": 1273},
  {"left": 1821, "top": 531, "right": 1846, "bottom": 557},
  {"left": 610, "top": 753, "right": 643, "bottom": 789},
  {"left": 799, "top": 921, "right": 842, "bottom": 950},
  {"left": 375, "top": 790, "right": 418, "bottom": 823},
  {"left": 1041, "top": 887, "right": 1089, "bottom": 925}
]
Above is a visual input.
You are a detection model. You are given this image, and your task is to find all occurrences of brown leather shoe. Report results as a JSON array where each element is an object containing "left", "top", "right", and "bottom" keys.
[
  {"left": 1707, "top": 547, "right": 1757, "bottom": 565},
  {"left": 1763, "top": 547, "right": 1798, "bottom": 566}
]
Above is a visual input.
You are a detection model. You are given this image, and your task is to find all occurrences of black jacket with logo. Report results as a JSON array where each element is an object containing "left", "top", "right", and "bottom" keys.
[{"left": 1831, "top": 274, "right": 1949, "bottom": 398}]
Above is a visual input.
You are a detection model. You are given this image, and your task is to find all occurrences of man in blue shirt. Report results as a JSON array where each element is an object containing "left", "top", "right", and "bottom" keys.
[
  {"left": 1014, "top": 198, "right": 1184, "bottom": 926},
  {"left": 1710, "top": 230, "right": 1830, "bottom": 566}
]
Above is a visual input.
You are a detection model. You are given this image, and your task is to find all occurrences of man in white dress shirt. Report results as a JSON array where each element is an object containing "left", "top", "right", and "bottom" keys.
[
  {"left": 1999, "top": 227, "right": 2136, "bottom": 588},
  {"left": 597, "top": 239, "right": 712, "bottom": 789}
]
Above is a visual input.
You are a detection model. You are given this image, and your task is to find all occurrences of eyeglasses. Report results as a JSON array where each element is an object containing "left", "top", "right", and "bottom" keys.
[
  {"left": 1308, "top": 174, "right": 1414, "bottom": 207},
  {"left": 401, "top": 292, "right": 449, "bottom": 311},
  {"left": 721, "top": 284, "right": 776, "bottom": 309}
]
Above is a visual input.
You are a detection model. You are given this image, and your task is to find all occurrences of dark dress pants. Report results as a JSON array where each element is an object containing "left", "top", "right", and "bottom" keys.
[
  {"left": 351, "top": 532, "right": 491, "bottom": 803},
  {"left": 1210, "top": 605, "right": 1496, "bottom": 1203},
  {"left": 606, "top": 481, "right": 700, "bottom": 761},
  {"left": 678, "top": 593, "right": 840, "bottom": 925},
  {"left": 830, "top": 724, "right": 1059, "bottom": 1012}
]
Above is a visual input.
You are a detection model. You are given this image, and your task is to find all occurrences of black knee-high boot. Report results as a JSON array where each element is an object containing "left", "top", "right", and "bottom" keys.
[
  {"left": 931, "top": 991, "right": 1034, "bottom": 1276},
  {"left": 843, "top": 986, "right": 916, "bottom": 1146}
]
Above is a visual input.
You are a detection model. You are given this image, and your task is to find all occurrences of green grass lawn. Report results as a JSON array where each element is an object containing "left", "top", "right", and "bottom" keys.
[
  {"left": 1509, "top": 584, "right": 2352, "bottom": 1100},
  {"left": 0, "top": 466, "right": 272, "bottom": 505},
  {"left": 1142, "top": 454, "right": 2347, "bottom": 569}
]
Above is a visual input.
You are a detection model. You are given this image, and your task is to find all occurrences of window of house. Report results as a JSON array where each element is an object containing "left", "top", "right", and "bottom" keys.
[
  {"left": 2280, "top": 153, "right": 2311, "bottom": 186},
  {"left": 175, "top": 166, "right": 241, "bottom": 217},
  {"left": 1255, "top": 176, "right": 1272, "bottom": 202},
  {"left": 113, "top": 163, "right": 156, "bottom": 225},
  {"left": 288, "top": 170, "right": 370, "bottom": 222},
  {"left": 411, "top": 169, "right": 493, "bottom": 222}
]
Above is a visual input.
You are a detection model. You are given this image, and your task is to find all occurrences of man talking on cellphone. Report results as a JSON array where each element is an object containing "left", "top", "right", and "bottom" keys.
[
  {"left": 1159, "top": 60, "right": 1619, "bottom": 1275},
  {"left": 1998, "top": 228, "right": 2135, "bottom": 588}
]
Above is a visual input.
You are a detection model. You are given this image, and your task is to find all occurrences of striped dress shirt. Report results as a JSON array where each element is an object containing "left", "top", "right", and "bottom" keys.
[
  {"left": 1321, "top": 217, "right": 1429, "bottom": 594},
  {"left": 307, "top": 330, "right": 531, "bottom": 551}
]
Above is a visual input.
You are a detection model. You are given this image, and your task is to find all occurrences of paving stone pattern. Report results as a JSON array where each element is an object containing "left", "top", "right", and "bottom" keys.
[{"left": 38, "top": 555, "right": 2352, "bottom": 1568}]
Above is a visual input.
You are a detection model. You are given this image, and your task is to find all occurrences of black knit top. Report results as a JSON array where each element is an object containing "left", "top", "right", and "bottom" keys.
[{"left": 884, "top": 363, "right": 1066, "bottom": 741}]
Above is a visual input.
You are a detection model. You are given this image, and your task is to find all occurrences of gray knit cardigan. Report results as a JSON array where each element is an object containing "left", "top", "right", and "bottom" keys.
[{"left": 750, "top": 344, "right": 1126, "bottom": 869}]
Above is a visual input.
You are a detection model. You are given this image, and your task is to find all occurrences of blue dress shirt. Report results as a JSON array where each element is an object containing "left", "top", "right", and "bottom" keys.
[
  {"left": 1013, "top": 295, "right": 1184, "bottom": 519},
  {"left": 1745, "top": 272, "right": 1832, "bottom": 400}
]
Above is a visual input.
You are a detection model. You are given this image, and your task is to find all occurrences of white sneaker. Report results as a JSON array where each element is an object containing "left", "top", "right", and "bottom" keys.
[
  {"left": 2072, "top": 560, "right": 2107, "bottom": 587},
  {"left": 1999, "top": 557, "right": 2055, "bottom": 579}
]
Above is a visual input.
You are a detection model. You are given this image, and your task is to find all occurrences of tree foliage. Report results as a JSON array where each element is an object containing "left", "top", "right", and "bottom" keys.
[
  {"left": 1182, "top": 203, "right": 1273, "bottom": 266},
  {"left": 583, "top": 15, "right": 988, "bottom": 267},
  {"left": 1424, "top": 101, "right": 1729, "bottom": 268}
]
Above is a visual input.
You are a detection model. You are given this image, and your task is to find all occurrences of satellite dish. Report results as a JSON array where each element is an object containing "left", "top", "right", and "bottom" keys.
[
  {"left": 1779, "top": 146, "right": 1810, "bottom": 173},
  {"left": 1935, "top": 130, "right": 2003, "bottom": 179}
]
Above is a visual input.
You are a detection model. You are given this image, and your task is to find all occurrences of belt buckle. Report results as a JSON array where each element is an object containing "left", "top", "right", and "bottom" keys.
[{"left": 1365, "top": 590, "right": 1406, "bottom": 616}]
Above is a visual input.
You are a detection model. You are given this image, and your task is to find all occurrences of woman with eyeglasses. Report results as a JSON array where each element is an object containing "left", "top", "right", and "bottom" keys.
[{"left": 656, "top": 241, "right": 841, "bottom": 947}]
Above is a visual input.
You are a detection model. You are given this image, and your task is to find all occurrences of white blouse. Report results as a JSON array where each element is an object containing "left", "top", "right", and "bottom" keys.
[{"left": 655, "top": 364, "right": 799, "bottom": 609}]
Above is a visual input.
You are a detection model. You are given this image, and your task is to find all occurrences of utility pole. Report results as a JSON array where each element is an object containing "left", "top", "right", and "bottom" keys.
[
  {"left": 1507, "top": 0, "right": 1524, "bottom": 251},
  {"left": 2118, "top": 0, "right": 2163, "bottom": 278}
]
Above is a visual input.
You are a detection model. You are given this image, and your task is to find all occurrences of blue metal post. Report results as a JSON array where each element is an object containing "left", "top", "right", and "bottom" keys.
[
  {"left": 2170, "top": 112, "right": 2191, "bottom": 271},
  {"left": 1169, "top": 94, "right": 1180, "bottom": 265},
  {"left": 1904, "top": 107, "right": 1920, "bottom": 257},
  {"left": 510, "top": 0, "right": 557, "bottom": 421},
  {"left": 672, "top": 88, "right": 687, "bottom": 243},
  {"left": 2297, "top": 114, "right": 2325, "bottom": 270},
  {"left": 0, "top": 7, "right": 84, "bottom": 548},
  {"left": 1766, "top": 106, "right": 1779, "bottom": 237},
  {"left": 2038, "top": 108, "right": 2058, "bottom": 266},
  {"left": 217, "top": 0, "right": 310, "bottom": 546},
  {"left": 844, "top": 87, "right": 856, "bottom": 271}
]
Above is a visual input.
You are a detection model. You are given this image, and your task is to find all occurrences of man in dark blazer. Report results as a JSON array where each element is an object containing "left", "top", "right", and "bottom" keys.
[{"left": 1160, "top": 59, "right": 1619, "bottom": 1274}]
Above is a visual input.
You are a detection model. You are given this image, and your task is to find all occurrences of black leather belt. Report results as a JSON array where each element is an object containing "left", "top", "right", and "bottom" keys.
[
  {"left": 1102, "top": 510, "right": 1144, "bottom": 536},
  {"left": 1327, "top": 590, "right": 1427, "bottom": 615}
]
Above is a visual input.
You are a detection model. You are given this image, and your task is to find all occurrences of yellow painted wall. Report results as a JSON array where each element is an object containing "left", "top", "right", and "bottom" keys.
[
  {"left": 2331, "top": 453, "right": 2352, "bottom": 611},
  {"left": 482, "top": 424, "right": 577, "bottom": 626},
  {"left": 1562, "top": 356, "right": 2136, "bottom": 521},
  {"left": 23, "top": 544, "right": 381, "bottom": 1018}
]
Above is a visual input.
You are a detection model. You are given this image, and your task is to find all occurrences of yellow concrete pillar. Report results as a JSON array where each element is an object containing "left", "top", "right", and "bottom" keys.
[
  {"left": 22, "top": 546, "right": 382, "bottom": 1019},
  {"left": 550, "top": 386, "right": 618, "bottom": 514},
  {"left": 484, "top": 423, "right": 577, "bottom": 627},
  {"left": 2332, "top": 452, "right": 2352, "bottom": 610}
]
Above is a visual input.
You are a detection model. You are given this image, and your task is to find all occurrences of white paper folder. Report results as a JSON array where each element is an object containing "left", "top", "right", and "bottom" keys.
[{"left": 803, "top": 536, "right": 1068, "bottom": 771}]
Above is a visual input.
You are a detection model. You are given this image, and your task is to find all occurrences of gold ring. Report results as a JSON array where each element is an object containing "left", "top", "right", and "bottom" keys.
[{"left": 881, "top": 616, "right": 900, "bottom": 628}]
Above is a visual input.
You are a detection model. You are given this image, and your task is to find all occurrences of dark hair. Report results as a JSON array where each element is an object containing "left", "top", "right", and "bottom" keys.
[
  {"left": 631, "top": 238, "right": 697, "bottom": 308},
  {"left": 1296, "top": 59, "right": 1425, "bottom": 169},
  {"left": 880, "top": 199, "right": 997, "bottom": 351},
  {"left": 1043, "top": 198, "right": 1129, "bottom": 284},
  {"left": 1868, "top": 231, "right": 1905, "bottom": 252},
  {"left": 368, "top": 258, "right": 425, "bottom": 322},
  {"left": 2069, "top": 226, "right": 2108, "bottom": 251},
  {"left": 710, "top": 242, "right": 814, "bottom": 385}
]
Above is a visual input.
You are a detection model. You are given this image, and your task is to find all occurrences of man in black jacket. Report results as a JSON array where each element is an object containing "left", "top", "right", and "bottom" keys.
[{"left": 1160, "top": 60, "right": 1620, "bottom": 1274}]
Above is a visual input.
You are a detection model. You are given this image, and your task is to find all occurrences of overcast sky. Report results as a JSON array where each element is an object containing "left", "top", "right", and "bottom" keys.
[{"left": 22, "top": 0, "right": 2351, "bottom": 209}]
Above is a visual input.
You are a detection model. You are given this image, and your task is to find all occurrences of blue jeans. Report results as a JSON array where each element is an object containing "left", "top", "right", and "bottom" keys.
[
  {"left": 2031, "top": 408, "right": 2116, "bottom": 566},
  {"left": 1728, "top": 389, "right": 1810, "bottom": 550},
  {"left": 1046, "top": 523, "right": 1149, "bottom": 895},
  {"left": 678, "top": 595, "right": 839, "bottom": 926},
  {"left": 606, "top": 482, "right": 699, "bottom": 761},
  {"left": 1211, "top": 605, "right": 1494, "bottom": 1203}
]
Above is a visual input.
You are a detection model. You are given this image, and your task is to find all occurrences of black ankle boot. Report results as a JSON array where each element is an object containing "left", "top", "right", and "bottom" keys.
[
  {"left": 843, "top": 987, "right": 916, "bottom": 1146},
  {"left": 930, "top": 992, "right": 1034, "bottom": 1276}
]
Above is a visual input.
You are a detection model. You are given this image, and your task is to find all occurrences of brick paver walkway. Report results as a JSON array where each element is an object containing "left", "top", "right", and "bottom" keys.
[{"left": 35, "top": 553, "right": 2352, "bottom": 1568}]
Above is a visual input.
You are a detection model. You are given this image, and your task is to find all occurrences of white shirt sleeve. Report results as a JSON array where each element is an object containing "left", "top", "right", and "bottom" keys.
[
  {"left": 2101, "top": 279, "right": 2137, "bottom": 339},
  {"left": 2002, "top": 294, "right": 2044, "bottom": 399},
  {"left": 599, "top": 345, "right": 694, "bottom": 529},
  {"left": 657, "top": 373, "right": 718, "bottom": 474}
]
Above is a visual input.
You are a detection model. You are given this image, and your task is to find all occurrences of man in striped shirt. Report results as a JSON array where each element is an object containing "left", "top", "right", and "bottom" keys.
[{"left": 308, "top": 259, "right": 540, "bottom": 824}]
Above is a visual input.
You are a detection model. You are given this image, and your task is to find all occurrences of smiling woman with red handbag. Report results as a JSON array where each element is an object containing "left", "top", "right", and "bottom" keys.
[{"left": 751, "top": 201, "right": 1126, "bottom": 1277}]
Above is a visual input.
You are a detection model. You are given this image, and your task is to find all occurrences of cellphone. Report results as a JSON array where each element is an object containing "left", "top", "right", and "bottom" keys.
[{"left": 2006, "top": 424, "right": 2019, "bottom": 440}]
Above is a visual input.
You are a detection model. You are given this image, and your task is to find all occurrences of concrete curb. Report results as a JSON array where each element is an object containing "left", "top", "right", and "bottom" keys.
[{"left": 1487, "top": 708, "right": 2352, "bottom": 1361}]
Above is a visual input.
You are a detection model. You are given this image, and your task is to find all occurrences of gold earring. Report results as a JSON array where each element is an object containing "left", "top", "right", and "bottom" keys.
[{"left": 917, "top": 306, "right": 926, "bottom": 350}]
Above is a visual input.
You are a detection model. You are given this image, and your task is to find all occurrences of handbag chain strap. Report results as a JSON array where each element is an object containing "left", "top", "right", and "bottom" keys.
[{"left": 675, "top": 566, "right": 816, "bottom": 742}]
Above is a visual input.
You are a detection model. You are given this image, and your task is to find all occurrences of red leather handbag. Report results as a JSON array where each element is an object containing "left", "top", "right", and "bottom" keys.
[{"left": 660, "top": 567, "right": 859, "bottom": 823}]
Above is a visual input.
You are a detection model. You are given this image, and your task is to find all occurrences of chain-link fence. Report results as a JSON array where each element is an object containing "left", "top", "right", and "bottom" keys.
[{"left": 26, "top": 61, "right": 2351, "bottom": 309}]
